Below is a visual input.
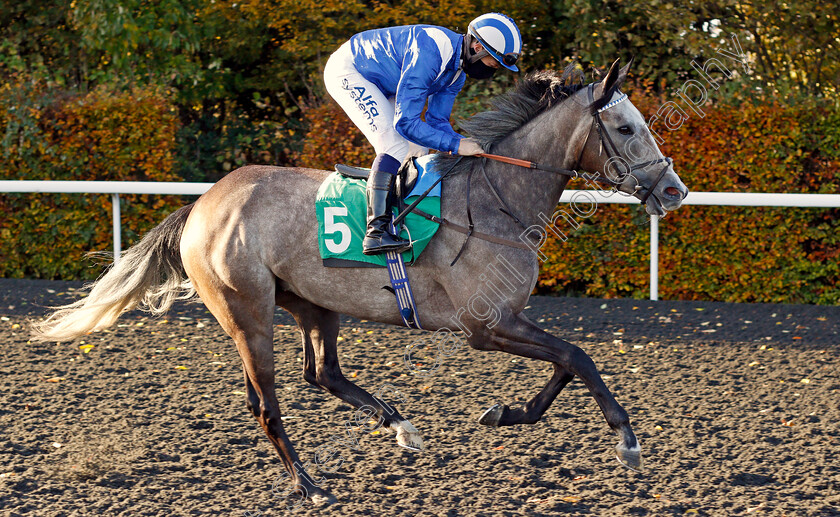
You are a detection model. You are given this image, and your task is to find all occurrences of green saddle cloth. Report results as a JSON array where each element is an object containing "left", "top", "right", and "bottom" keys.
[{"left": 315, "top": 172, "right": 441, "bottom": 267}]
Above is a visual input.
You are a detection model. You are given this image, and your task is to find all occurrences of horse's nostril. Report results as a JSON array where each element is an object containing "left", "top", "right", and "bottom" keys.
[{"left": 665, "top": 187, "right": 680, "bottom": 197}]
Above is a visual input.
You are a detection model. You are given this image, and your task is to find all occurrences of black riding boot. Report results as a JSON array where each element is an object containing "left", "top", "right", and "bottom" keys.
[{"left": 362, "top": 170, "right": 411, "bottom": 255}]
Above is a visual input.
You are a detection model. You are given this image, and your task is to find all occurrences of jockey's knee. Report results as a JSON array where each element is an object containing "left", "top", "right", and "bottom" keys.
[{"left": 380, "top": 140, "right": 409, "bottom": 165}]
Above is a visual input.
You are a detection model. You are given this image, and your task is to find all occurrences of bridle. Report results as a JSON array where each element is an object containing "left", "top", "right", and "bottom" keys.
[{"left": 585, "top": 84, "right": 672, "bottom": 205}]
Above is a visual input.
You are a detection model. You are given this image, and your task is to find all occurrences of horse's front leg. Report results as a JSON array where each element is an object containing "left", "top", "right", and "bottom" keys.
[{"left": 469, "top": 312, "right": 641, "bottom": 471}]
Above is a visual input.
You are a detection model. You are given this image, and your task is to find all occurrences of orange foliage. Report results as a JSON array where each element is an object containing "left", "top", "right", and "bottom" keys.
[{"left": 293, "top": 98, "right": 375, "bottom": 170}]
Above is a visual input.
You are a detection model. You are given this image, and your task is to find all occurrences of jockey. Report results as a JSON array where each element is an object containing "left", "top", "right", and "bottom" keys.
[{"left": 324, "top": 13, "right": 523, "bottom": 255}]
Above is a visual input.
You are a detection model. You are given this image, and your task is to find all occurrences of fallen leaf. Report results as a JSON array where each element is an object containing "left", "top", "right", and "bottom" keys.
[
  {"left": 175, "top": 366, "right": 188, "bottom": 370},
  {"left": 46, "top": 377, "right": 65, "bottom": 383},
  {"left": 562, "top": 495, "right": 581, "bottom": 503}
]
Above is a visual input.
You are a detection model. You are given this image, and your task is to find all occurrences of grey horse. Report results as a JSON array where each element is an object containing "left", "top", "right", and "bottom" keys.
[{"left": 34, "top": 60, "right": 688, "bottom": 505}]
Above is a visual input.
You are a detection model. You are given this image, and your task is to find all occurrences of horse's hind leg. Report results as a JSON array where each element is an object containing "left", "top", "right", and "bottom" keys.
[
  {"left": 479, "top": 363, "right": 574, "bottom": 426},
  {"left": 186, "top": 265, "right": 335, "bottom": 506},
  {"left": 277, "top": 291, "right": 424, "bottom": 451}
]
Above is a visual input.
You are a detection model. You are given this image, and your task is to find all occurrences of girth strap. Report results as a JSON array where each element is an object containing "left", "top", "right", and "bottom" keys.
[{"left": 449, "top": 168, "right": 476, "bottom": 266}]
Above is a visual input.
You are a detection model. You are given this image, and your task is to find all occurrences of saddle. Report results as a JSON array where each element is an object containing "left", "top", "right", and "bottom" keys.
[{"left": 334, "top": 153, "right": 421, "bottom": 201}]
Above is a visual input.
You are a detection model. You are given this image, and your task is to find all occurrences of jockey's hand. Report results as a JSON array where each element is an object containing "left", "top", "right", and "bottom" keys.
[{"left": 457, "top": 138, "right": 485, "bottom": 156}]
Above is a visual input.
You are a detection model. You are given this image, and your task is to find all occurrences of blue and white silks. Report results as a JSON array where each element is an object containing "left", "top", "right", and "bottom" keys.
[{"left": 324, "top": 25, "right": 466, "bottom": 160}]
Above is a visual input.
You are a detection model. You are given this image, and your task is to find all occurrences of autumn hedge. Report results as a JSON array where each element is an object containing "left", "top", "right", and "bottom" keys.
[
  {"left": 0, "top": 82, "right": 183, "bottom": 280},
  {"left": 2, "top": 80, "right": 838, "bottom": 304}
]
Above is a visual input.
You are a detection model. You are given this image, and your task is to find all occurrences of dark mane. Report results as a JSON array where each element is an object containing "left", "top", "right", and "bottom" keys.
[{"left": 434, "top": 64, "right": 587, "bottom": 175}]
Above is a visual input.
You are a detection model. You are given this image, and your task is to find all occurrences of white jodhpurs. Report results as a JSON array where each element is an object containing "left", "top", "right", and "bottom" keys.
[{"left": 324, "top": 42, "right": 426, "bottom": 164}]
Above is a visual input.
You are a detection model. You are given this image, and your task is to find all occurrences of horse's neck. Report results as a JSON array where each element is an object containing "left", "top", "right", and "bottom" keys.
[{"left": 480, "top": 116, "right": 576, "bottom": 229}]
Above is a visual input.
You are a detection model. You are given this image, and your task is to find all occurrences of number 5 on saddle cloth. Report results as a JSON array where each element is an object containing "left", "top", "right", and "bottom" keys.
[{"left": 314, "top": 155, "right": 444, "bottom": 329}]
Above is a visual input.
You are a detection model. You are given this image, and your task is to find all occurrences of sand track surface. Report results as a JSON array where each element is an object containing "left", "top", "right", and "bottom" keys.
[{"left": 1, "top": 279, "right": 838, "bottom": 516}]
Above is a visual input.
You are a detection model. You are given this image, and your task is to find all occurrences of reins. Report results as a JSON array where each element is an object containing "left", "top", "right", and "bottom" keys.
[
  {"left": 476, "top": 153, "right": 579, "bottom": 179},
  {"left": 400, "top": 83, "right": 675, "bottom": 264}
]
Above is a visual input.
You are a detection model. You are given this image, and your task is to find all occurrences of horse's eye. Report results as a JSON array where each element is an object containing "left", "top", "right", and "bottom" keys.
[{"left": 618, "top": 126, "right": 633, "bottom": 135}]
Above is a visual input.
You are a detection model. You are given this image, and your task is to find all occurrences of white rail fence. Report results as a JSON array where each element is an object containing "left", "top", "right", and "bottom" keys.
[{"left": 3, "top": 180, "right": 840, "bottom": 301}]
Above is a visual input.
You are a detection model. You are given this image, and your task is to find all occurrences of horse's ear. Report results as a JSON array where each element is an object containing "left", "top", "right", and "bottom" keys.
[
  {"left": 616, "top": 56, "right": 633, "bottom": 89},
  {"left": 595, "top": 57, "right": 633, "bottom": 101},
  {"left": 594, "top": 58, "right": 620, "bottom": 100}
]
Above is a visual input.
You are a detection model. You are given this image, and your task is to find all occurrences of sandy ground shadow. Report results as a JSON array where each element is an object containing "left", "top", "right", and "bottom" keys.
[{"left": 0, "top": 279, "right": 838, "bottom": 516}]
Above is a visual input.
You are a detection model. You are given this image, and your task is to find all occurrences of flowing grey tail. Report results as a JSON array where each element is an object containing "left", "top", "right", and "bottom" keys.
[{"left": 31, "top": 204, "right": 196, "bottom": 342}]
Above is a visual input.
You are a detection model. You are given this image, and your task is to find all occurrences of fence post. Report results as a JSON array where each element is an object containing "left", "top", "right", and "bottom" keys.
[
  {"left": 650, "top": 216, "right": 658, "bottom": 301},
  {"left": 111, "top": 193, "right": 121, "bottom": 264}
]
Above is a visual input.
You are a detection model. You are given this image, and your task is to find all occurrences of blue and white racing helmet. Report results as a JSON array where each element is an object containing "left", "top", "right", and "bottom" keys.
[{"left": 467, "top": 13, "right": 522, "bottom": 72}]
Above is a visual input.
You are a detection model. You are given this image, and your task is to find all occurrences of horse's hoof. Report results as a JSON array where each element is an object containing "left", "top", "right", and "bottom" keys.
[
  {"left": 479, "top": 403, "right": 505, "bottom": 427},
  {"left": 397, "top": 432, "right": 424, "bottom": 451},
  {"left": 393, "top": 420, "right": 425, "bottom": 451},
  {"left": 310, "top": 491, "right": 338, "bottom": 505},
  {"left": 615, "top": 442, "right": 643, "bottom": 472}
]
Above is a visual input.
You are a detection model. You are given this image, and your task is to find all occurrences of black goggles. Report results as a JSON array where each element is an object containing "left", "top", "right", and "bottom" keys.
[{"left": 501, "top": 52, "right": 519, "bottom": 67}]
